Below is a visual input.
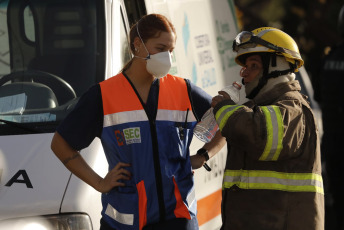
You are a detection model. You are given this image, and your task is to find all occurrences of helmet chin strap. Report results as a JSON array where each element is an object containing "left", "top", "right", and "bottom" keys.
[{"left": 246, "top": 53, "right": 271, "bottom": 99}]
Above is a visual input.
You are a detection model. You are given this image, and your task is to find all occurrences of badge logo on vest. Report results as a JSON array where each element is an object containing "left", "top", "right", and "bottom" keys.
[
  {"left": 123, "top": 127, "right": 141, "bottom": 145},
  {"left": 115, "top": 130, "right": 124, "bottom": 146}
]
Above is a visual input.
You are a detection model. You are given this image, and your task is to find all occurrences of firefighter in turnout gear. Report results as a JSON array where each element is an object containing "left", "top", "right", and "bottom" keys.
[{"left": 211, "top": 27, "right": 324, "bottom": 230}]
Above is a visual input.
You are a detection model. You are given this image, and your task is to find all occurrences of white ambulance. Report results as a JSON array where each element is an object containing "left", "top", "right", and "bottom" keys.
[{"left": 0, "top": 0, "right": 321, "bottom": 229}]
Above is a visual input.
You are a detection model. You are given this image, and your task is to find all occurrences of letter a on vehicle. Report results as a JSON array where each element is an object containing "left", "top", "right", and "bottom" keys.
[{"left": 5, "top": 170, "right": 33, "bottom": 188}]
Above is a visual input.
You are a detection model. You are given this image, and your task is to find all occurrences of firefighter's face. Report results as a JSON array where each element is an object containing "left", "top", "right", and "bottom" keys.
[{"left": 240, "top": 54, "right": 263, "bottom": 84}]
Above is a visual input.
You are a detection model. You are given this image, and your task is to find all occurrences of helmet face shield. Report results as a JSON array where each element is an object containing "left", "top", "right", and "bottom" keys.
[{"left": 232, "top": 31, "right": 302, "bottom": 62}]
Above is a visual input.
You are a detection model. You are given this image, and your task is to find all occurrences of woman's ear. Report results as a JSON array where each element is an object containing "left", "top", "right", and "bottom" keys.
[{"left": 133, "top": 37, "right": 142, "bottom": 52}]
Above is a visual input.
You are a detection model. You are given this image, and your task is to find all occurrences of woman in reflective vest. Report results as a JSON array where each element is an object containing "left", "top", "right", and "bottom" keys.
[
  {"left": 212, "top": 27, "right": 324, "bottom": 229},
  {"left": 51, "top": 13, "right": 226, "bottom": 230},
  {"left": 99, "top": 72, "right": 198, "bottom": 229}
]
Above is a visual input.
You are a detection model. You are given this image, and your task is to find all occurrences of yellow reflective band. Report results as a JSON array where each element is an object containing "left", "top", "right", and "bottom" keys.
[
  {"left": 215, "top": 105, "right": 244, "bottom": 131},
  {"left": 259, "top": 106, "right": 284, "bottom": 161},
  {"left": 223, "top": 170, "right": 324, "bottom": 194}
]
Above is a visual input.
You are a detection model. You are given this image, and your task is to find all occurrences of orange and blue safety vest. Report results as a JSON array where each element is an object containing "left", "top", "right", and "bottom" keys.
[{"left": 99, "top": 73, "right": 198, "bottom": 230}]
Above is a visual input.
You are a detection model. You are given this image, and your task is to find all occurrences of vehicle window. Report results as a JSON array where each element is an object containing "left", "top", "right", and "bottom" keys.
[
  {"left": 123, "top": 0, "right": 146, "bottom": 27},
  {"left": 0, "top": 0, "right": 105, "bottom": 135},
  {"left": 0, "top": 0, "right": 10, "bottom": 76}
]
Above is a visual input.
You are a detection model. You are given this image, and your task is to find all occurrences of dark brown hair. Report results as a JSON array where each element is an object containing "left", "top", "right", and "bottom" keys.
[{"left": 122, "top": 14, "right": 176, "bottom": 71}]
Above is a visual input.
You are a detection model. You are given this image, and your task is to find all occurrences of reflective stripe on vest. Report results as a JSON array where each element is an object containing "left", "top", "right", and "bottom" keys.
[
  {"left": 156, "top": 109, "right": 196, "bottom": 123},
  {"left": 104, "top": 109, "right": 196, "bottom": 127},
  {"left": 105, "top": 204, "right": 134, "bottom": 226},
  {"left": 104, "top": 110, "right": 147, "bottom": 127},
  {"left": 215, "top": 104, "right": 244, "bottom": 131},
  {"left": 259, "top": 105, "right": 284, "bottom": 161},
  {"left": 223, "top": 170, "right": 324, "bottom": 194},
  {"left": 186, "top": 186, "right": 196, "bottom": 208}
]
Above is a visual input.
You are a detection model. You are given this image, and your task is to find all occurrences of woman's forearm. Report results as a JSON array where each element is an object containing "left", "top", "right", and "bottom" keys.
[{"left": 51, "top": 132, "right": 103, "bottom": 191}]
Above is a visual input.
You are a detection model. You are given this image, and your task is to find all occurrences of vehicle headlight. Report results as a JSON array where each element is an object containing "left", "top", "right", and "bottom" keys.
[{"left": 0, "top": 213, "right": 92, "bottom": 230}]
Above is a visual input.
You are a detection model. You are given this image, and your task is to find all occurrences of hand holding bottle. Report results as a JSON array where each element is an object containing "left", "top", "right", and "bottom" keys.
[
  {"left": 212, "top": 81, "right": 242, "bottom": 107},
  {"left": 194, "top": 81, "right": 242, "bottom": 143}
]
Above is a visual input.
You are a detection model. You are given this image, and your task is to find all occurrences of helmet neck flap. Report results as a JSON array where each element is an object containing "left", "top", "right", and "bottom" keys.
[{"left": 245, "top": 53, "right": 296, "bottom": 99}]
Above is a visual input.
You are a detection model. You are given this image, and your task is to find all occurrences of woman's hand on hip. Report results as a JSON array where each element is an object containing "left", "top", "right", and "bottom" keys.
[{"left": 96, "top": 162, "right": 131, "bottom": 193}]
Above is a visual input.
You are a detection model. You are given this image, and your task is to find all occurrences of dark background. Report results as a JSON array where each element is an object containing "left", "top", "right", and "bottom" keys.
[{"left": 234, "top": 0, "right": 343, "bottom": 90}]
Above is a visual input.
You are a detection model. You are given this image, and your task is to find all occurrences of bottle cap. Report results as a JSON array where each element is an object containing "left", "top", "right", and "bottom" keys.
[{"left": 233, "top": 81, "right": 242, "bottom": 90}]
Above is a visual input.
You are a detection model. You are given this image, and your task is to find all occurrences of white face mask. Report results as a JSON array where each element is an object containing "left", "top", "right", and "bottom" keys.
[
  {"left": 145, "top": 51, "right": 172, "bottom": 78},
  {"left": 135, "top": 24, "right": 172, "bottom": 78}
]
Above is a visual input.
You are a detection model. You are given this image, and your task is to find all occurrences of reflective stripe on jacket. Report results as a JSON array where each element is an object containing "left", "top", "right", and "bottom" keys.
[
  {"left": 216, "top": 105, "right": 284, "bottom": 161},
  {"left": 99, "top": 73, "right": 197, "bottom": 230},
  {"left": 223, "top": 170, "right": 323, "bottom": 194},
  {"left": 214, "top": 81, "right": 324, "bottom": 230}
]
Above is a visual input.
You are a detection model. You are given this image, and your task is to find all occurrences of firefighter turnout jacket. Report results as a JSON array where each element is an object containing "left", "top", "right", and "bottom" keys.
[
  {"left": 213, "top": 80, "right": 324, "bottom": 230},
  {"left": 99, "top": 73, "right": 198, "bottom": 230}
]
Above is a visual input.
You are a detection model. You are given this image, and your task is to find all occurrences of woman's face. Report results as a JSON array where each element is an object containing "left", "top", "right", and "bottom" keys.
[
  {"left": 240, "top": 54, "right": 263, "bottom": 85},
  {"left": 137, "top": 31, "right": 176, "bottom": 57}
]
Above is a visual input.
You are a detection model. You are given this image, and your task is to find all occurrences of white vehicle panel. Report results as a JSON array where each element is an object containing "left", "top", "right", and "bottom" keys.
[
  {"left": 60, "top": 139, "right": 108, "bottom": 230},
  {"left": 0, "top": 133, "right": 70, "bottom": 220}
]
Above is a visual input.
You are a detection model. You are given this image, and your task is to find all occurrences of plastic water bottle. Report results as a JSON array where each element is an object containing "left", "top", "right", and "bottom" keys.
[
  {"left": 221, "top": 81, "right": 242, "bottom": 103},
  {"left": 193, "top": 81, "right": 242, "bottom": 143}
]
